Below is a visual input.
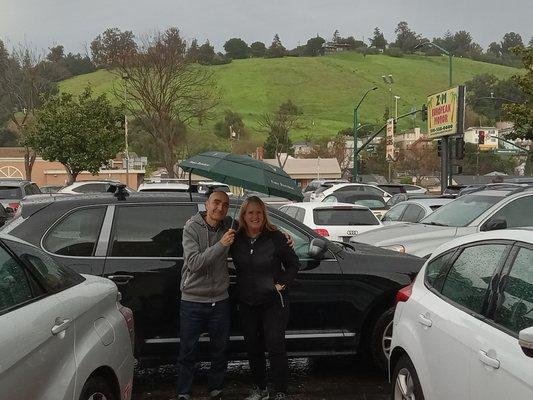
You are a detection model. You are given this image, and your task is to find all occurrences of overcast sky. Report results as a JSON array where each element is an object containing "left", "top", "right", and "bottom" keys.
[{"left": 1, "top": 0, "right": 531, "bottom": 54}]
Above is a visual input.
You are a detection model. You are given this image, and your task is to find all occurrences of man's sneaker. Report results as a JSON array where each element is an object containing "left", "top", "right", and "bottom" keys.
[
  {"left": 273, "top": 393, "right": 287, "bottom": 400},
  {"left": 244, "top": 386, "right": 269, "bottom": 400},
  {"left": 177, "top": 395, "right": 190, "bottom": 400},
  {"left": 210, "top": 389, "right": 223, "bottom": 400}
]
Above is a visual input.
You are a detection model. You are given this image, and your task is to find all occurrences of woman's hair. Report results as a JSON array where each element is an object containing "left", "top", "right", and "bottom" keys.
[{"left": 238, "top": 196, "right": 277, "bottom": 233}]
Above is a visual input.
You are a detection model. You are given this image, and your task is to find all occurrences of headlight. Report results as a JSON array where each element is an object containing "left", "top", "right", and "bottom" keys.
[{"left": 381, "top": 244, "right": 405, "bottom": 253}]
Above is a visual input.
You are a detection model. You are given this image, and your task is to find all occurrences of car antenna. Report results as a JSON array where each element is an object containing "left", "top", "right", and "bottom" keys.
[{"left": 114, "top": 184, "right": 129, "bottom": 201}]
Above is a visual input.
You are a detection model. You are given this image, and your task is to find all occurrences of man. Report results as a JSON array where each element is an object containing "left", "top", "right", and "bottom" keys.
[{"left": 177, "top": 190, "right": 234, "bottom": 400}]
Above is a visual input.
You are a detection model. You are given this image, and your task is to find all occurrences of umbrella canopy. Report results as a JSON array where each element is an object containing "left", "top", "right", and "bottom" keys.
[{"left": 180, "top": 152, "right": 303, "bottom": 201}]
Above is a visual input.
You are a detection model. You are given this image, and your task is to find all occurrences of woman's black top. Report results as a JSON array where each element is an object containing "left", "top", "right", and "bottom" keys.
[{"left": 231, "top": 229, "right": 300, "bottom": 305}]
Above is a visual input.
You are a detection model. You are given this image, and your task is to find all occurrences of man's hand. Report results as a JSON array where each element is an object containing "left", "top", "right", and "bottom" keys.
[
  {"left": 220, "top": 229, "right": 235, "bottom": 247},
  {"left": 275, "top": 283, "right": 285, "bottom": 292},
  {"left": 283, "top": 232, "right": 295, "bottom": 249}
]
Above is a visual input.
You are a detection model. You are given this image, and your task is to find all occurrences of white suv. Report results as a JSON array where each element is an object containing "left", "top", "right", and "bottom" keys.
[
  {"left": 390, "top": 229, "right": 533, "bottom": 400},
  {"left": 0, "top": 234, "right": 135, "bottom": 400}
]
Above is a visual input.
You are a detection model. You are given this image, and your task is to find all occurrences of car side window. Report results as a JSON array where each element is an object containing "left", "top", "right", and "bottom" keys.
[
  {"left": 0, "top": 246, "right": 34, "bottom": 313},
  {"left": 382, "top": 203, "right": 407, "bottom": 221},
  {"left": 323, "top": 195, "right": 337, "bottom": 203},
  {"left": 493, "top": 246, "right": 533, "bottom": 335},
  {"left": 268, "top": 214, "right": 312, "bottom": 259},
  {"left": 402, "top": 204, "right": 425, "bottom": 223},
  {"left": 425, "top": 251, "right": 454, "bottom": 291},
  {"left": 110, "top": 204, "right": 196, "bottom": 257},
  {"left": 44, "top": 207, "right": 106, "bottom": 256},
  {"left": 295, "top": 208, "right": 305, "bottom": 223},
  {"left": 282, "top": 206, "right": 297, "bottom": 219},
  {"left": 489, "top": 196, "right": 533, "bottom": 228},
  {"left": 74, "top": 183, "right": 106, "bottom": 193},
  {"left": 440, "top": 244, "right": 508, "bottom": 314}
]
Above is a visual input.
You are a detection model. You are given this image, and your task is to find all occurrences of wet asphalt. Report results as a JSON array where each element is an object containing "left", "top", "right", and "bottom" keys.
[{"left": 133, "top": 356, "right": 391, "bottom": 400}]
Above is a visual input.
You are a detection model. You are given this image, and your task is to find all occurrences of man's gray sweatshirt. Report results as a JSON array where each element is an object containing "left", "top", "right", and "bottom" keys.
[{"left": 180, "top": 211, "right": 232, "bottom": 303}]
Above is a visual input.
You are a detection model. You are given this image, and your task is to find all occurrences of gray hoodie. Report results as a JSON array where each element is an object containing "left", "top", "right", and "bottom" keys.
[{"left": 180, "top": 211, "right": 232, "bottom": 303}]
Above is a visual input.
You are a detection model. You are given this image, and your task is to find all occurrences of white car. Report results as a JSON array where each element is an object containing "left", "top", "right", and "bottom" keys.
[
  {"left": 279, "top": 202, "right": 382, "bottom": 242},
  {"left": 59, "top": 180, "right": 135, "bottom": 194},
  {"left": 403, "top": 184, "right": 428, "bottom": 194},
  {"left": 138, "top": 180, "right": 189, "bottom": 192},
  {"left": 381, "top": 197, "right": 453, "bottom": 224},
  {"left": 0, "top": 234, "right": 135, "bottom": 400},
  {"left": 310, "top": 183, "right": 391, "bottom": 203},
  {"left": 390, "top": 229, "right": 533, "bottom": 400}
]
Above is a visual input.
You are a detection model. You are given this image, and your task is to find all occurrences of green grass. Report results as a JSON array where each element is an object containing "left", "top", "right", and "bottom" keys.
[{"left": 59, "top": 52, "right": 520, "bottom": 140}]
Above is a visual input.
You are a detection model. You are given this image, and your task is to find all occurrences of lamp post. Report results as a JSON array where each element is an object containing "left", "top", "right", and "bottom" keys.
[
  {"left": 394, "top": 95, "right": 401, "bottom": 119},
  {"left": 382, "top": 74, "right": 394, "bottom": 117},
  {"left": 122, "top": 73, "right": 130, "bottom": 187},
  {"left": 353, "top": 86, "right": 378, "bottom": 182}
]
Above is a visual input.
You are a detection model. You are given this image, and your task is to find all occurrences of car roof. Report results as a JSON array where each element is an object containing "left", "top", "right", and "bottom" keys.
[
  {"left": 66, "top": 180, "right": 121, "bottom": 187},
  {"left": 0, "top": 180, "right": 31, "bottom": 187},
  {"left": 138, "top": 182, "right": 189, "bottom": 190},
  {"left": 282, "top": 202, "right": 369, "bottom": 211},
  {"left": 401, "top": 198, "right": 453, "bottom": 207}
]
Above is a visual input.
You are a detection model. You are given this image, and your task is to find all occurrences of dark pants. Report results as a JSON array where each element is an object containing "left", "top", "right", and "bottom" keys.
[
  {"left": 176, "top": 299, "right": 231, "bottom": 396},
  {"left": 239, "top": 298, "right": 290, "bottom": 394}
]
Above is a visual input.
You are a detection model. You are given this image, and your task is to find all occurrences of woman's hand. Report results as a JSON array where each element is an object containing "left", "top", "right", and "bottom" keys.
[
  {"left": 283, "top": 232, "right": 295, "bottom": 249},
  {"left": 275, "top": 283, "right": 285, "bottom": 292}
]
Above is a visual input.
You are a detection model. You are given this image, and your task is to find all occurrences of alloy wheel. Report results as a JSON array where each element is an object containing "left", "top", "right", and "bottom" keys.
[
  {"left": 382, "top": 319, "right": 393, "bottom": 359},
  {"left": 394, "top": 367, "right": 416, "bottom": 400}
]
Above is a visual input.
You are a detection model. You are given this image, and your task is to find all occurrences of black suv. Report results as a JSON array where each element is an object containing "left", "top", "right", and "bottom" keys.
[{"left": 3, "top": 192, "right": 424, "bottom": 370}]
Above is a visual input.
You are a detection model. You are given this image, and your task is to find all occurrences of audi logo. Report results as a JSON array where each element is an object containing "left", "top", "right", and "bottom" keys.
[{"left": 347, "top": 230, "right": 359, "bottom": 235}]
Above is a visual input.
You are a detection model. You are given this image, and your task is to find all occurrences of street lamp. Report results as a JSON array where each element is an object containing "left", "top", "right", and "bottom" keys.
[
  {"left": 353, "top": 86, "right": 378, "bottom": 182},
  {"left": 414, "top": 41, "right": 452, "bottom": 87},
  {"left": 394, "top": 95, "right": 401, "bottom": 119},
  {"left": 122, "top": 73, "right": 130, "bottom": 187},
  {"left": 382, "top": 74, "right": 394, "bottom": 116}
]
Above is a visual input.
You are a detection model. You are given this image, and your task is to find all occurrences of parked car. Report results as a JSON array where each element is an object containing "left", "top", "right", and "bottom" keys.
[
  {"left": 442, "top": 184, "right": 467, "bottom": 197},
  {"left": 0, "top": 179, "right": 41, "bottom": 212},
  {"left": 244, "top": 190, "right": 292, "bottom": 208},
  {"left": 390, "top": 229, "right": 533, "bottom": 400},
  {"left": 386, "top": 193, "right": 447, "bottom": 207},
  {"left": 279, "top": 202, "right": 381, "bottom": 242},
  {"left": 381, "top": 197, "right": 453, "bottom": 224},
  {"left": 377, "top": 184, "right": 406, "bottom": 196},
  {"left": 59, "top": 180, "right": 135, "bottom": 194},
  {"left": 402, "top": 184, "right": 428, "bottom": 194},
  {"left": 197, "top": 181, "right": 233, "bottom": 196},
  {"left": 0, "top": 234, "right": 134, "bottom": 400},
  {"left": 353, "top": 186, "right": 533, "bottom": 258},
  {"left": 323, "top": 192, "right": 389, "bottom": 219},
  {"left": 138, "top": 180, "right": 189, "bottom": 192},
  {"left": 40, "top": 185, "right": 64, "bottom": 194},
  {"left": 302, "top": 179, "right": 349, "bottom": 202},
  {"left": 310, "top": 183, "right": 391, "bottom": 203},
  {"left": 458, "top": 182, "right": 528, "bottom": 196},
  {"left": 4, "top": 191, "right": 424, "bottom": 371}
]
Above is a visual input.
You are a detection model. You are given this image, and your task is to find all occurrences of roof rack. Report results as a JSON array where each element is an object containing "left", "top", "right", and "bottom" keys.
[{"left": 114, "top": 184, "right": 130, "bottom": 201}]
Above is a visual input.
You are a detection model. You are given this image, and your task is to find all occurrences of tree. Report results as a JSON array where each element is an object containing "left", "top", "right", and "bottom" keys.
[
  {"left": 214, "top": 110, "right": 246, "bottom": 139},
  {"left": 224, "top": 38, "right": 250, "bottom": 59},
  {"left": 397, "top": 141, "right": 440, "bottom": 183},
  {"left": 461, "top": 143, "right": 517, "bottom": 175},
  {"left": 186, "top": 38, "right": 200, "bottom": 62},
  {"left": 259, "top": 100, "right": 302, "bottom": 168},
  {"left": 46, "top": 45, "right": 64, "bottom": 62},
  {"left": 501, "top": 32, "right": 524, "bottom": 54},
  {"left": 304, "top": 35, "right": 325, "bottom": 56},
  {"left": 265, "top": 34, "right": 286, "bottom": 58},
  {"left": 332, "top": 30, "right": 341, "bottom": 43},
  {"left": 504, "top": 46, "right": 533, "bottom": 174},
  {"left": 63, "top": 53, "right": 96, "bottom": 75},
  {"left": 31, "top": 86, "right": 124, "bottom": 184},
  {"left": 370, "top": 28, "right": 387, "bottom": 50},
  {"left": 529, "top": 37, "right": 533, "bottom": 48},
  {"left": 197, "top": 40, "right": 216, "bottom": 65},
  {"left": 90, "top": 28, "right": 137, "bottom": 68},
  {"left": 393, "top": 21, "right": 420, "bottom": 53},
  {"left": 250, "top": 41, "right": 266, "bottom": 57},
  {"left": 487, "top": 42, "right": 502, "bottom": 57},
  {"left": 115, "top": 28, "right": 218, "bottom": 177}
]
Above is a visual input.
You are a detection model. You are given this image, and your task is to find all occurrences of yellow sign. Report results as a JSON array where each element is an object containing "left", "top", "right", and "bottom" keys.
[{"left": 427, "top": 87, "right": 461, "bottom": 138}]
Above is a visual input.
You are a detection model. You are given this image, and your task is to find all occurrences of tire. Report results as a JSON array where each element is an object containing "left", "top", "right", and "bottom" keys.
[
  {"left": 79, "top": 376, "right": 117, "bottom": 400},
  {"left": 391, "top": 354, "right": 425, "bottom": 400},
  {"left": 369, "top": 306, "right": 395, "bottom": 372}
]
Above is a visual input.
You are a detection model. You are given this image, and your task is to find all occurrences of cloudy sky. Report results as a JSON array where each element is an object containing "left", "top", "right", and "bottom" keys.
[{"left": 0, "top": 0, "right": 531, "bottom": 53}]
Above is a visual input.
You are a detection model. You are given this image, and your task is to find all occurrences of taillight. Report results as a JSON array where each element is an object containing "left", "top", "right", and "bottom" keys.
[
  {"left": 8, "top": 202, "right": 19, "bottom": 211},
  {"left": 117, "top": 294, "right": 134, "bottom": 349},
  {"left": 396, "top": 277, "right": 416, "bottom": 304},
  {"left": 313, "top": 228, "right": 329, "bottom": 236}
]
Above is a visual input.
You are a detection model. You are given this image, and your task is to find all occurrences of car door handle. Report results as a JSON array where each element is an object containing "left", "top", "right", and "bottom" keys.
[
  {"left": 418, "top": 314, "right": 433, "bottom": 327},
  {"left": 107, "top": 274, "right": 134, "bottom": 285},
  {"left": 51, "top": 318, "right": 72, "bottom": 335},
  {"left": 478, "top": 350, "right": 500, "bottom": 369}
]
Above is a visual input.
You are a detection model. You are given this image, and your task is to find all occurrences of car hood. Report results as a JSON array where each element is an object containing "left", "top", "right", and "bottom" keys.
[{"left": 352, "top": 222, "right": 459, "bottom": 257}]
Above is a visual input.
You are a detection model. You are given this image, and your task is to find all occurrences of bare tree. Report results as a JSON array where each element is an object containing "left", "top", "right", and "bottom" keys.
[
  {"left": 0, "top": 41, "right": 57, "bottom": 179},
  {"left": 114, "top": 28, "right": 218, "bottom": 177},
  {"left": 302, "top": 134, "right": 352, "bottom": 177},
  {"left": 397, "top": 140, "right": 440, "bottom": 184}
]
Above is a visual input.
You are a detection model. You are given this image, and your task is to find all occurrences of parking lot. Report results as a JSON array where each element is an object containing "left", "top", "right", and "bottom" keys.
[{"left": 133, "top": 357, "right": 390, "bottom": 400}]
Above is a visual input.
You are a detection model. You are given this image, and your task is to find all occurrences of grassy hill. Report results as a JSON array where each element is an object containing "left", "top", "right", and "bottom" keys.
[{"left": 59, "top": 52, "right": 520, "bottom": 140}]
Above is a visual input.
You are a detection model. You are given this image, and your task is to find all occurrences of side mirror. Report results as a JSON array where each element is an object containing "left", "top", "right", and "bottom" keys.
[
  {"left": 518, "top": 326, "right": 533, "bottom": 358},
  {"left": 482, "top": 218, "right": 507, "bottom": 232},
  {"left": 308, "top": 238, "right": 328, "bottom": 260}
]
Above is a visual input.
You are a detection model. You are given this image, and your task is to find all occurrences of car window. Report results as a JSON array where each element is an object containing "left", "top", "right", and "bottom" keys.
[
  {"left": 294, "top": 208, "right": 305, "bottom": 223},
  {"left": 110, "top": 204, "right": 196, "bottom": 257},
  {"left": 421, "top": 194, "right": 502, "bottom": 227},
  {"left": 382, "top": 203, "right": 408, "bottom": 221},
  {"left": 350, "top": 198, "right": 386, "bottom": 209},
  {"left": 425, "top": 251, "right": 454, "bottom": 290},
  {"left": 0, "top": 186, "right": 22, "bottom": 200},
  {"left": 269, "top": 214, "right": 311, "bottom": 259},
  {"left": 5, "top": 239, "right": 83, "bottom": 293},
  {"left": 313, "top": 208, "right": 379, "bottom": 226},
  {"left": 337, "top": 186, "right": 383, "bottom": 196},
  {"left": 0, "top": 245, "right": 34, "bottom": 313},
  {"left": 31, "top": 184, "right": 41, "bottom": 194},
  {"left": 281, "top": 206, "right": 297, "bottom": 219},
  {"left": 494, "top": 246, "right": 533, "bottom": 335},
  {"left": 74, "top": 183, "right": 106, "bottom": 193},
  {"left": 402, "top": 204, "right": 425, "bottom": 223},
  {"left": 489, "top": 196, "right": 533, "bottom": 229},
  {"left": 43, "top": 207, "right": 106, "bottom": 256},
  {"left": 440, "top": 244, "right": 508, "bottom": 314},
  {"left": 323, "top": 195, "right": 338, "bottom": 203}
]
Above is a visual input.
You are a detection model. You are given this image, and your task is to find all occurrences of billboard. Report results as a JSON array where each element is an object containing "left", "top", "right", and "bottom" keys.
[
  {"left": 386, "top": 118, "right": 395, "bottom": 161},
  {"left": 427, "top": 86, "right": 465, "bottom": 139}
]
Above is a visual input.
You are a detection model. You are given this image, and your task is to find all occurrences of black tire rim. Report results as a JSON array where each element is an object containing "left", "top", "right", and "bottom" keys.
[
  {"left": 382, "top": 319, "right": 393, "bottom": 359},
  {"left": 394, "top": 367, "right": 416, "bottom": 400}
]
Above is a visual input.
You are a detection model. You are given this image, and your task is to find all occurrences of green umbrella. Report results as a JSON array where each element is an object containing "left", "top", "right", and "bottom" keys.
[{"left": 179, "top": 151, "right": 303, "bottom": 201}]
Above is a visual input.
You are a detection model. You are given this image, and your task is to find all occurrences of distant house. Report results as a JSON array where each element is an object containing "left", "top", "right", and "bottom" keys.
[
  {"left": 322, "top": 42, "right": 351, "bottom": 55},
  {"left": 263, "top": 156, "right": 341, "bottom": 187},
  {"left": 292, "top": 141, "right": 313, "bottom": 156},
  {"left": 464, "top": 127, "right": 499, "bottom": 150}
]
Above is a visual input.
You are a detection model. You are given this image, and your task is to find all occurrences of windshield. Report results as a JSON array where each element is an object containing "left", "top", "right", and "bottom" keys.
[
  {"left": 0, "top": 187, "right": 23, "bottom": 199},
  {"left": 313, "top": 208, "right": 379, "bottom": 226},
  {"left": 421, "top": 194, "right": 502, "bottom": 227},
  {"left": 353, "top": 199, "right": 386, "bottom": 209}
]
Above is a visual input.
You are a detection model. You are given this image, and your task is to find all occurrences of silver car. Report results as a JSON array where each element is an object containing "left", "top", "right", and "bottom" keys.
[
  {"left": 381, "top": 197, "right": 453, "bottom": 224},
  {"left": 353, "top": 187, "right": 533, "bottom": 258},
  {"left": 0, "top": 234, "right": 134, "bottom": 400}
]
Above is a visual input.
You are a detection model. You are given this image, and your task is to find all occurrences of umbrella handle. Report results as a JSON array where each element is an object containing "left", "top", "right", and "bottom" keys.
[{"left": 231, "top": 192, "right": 240, "bottom": 230}]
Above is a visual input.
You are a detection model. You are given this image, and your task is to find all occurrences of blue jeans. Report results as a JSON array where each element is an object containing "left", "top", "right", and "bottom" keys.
[{"left": 176, "top": 299, "right": 231, "bottom": 396}]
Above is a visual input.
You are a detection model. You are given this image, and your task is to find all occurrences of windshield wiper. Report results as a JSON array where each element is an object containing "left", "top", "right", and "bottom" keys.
[{"left": 423, "top": 221, "right": 449, "bottom": 227}]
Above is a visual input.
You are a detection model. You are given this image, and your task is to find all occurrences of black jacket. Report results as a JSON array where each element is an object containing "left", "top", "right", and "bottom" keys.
[{"left": 231, "top": 229, "right": 300, "bottom": 305}]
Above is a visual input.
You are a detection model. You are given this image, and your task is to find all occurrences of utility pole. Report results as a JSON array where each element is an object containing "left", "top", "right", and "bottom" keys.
[
  {"left": 123, "top": 73, "right": 130, "bottom": 188},
  {"left": 353, "top": 86, "right": 378, "bottom": 182}
]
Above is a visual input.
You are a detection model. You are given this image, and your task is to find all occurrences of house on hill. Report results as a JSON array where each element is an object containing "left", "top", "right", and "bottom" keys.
[{"left": 263, "top": 156, "right": 341, "bottom": 187}]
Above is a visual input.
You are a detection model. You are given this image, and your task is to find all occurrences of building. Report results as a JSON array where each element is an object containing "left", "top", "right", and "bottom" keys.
[
  {"left": 263, "top": 156, "right": 341, "bottom": 188},
  {"left": 291, "top": 141, "right": 313, "bottom": 156},
  {"left": 464, "top": 127, "right": 499, "bottom": 150},
  {"left": 394, "top": 128, "right": 426, "bottom": 150},
  {"left": 322, "top": 42, "right": 351, "bottom": 55},
  {"left": 0, "top": 147, "right": 146, "bottom": 189}
]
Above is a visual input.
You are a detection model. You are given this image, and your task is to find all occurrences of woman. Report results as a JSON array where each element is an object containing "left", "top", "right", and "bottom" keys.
[{"left": 231, "top": 196, "right": 300, "bottom": 400}]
